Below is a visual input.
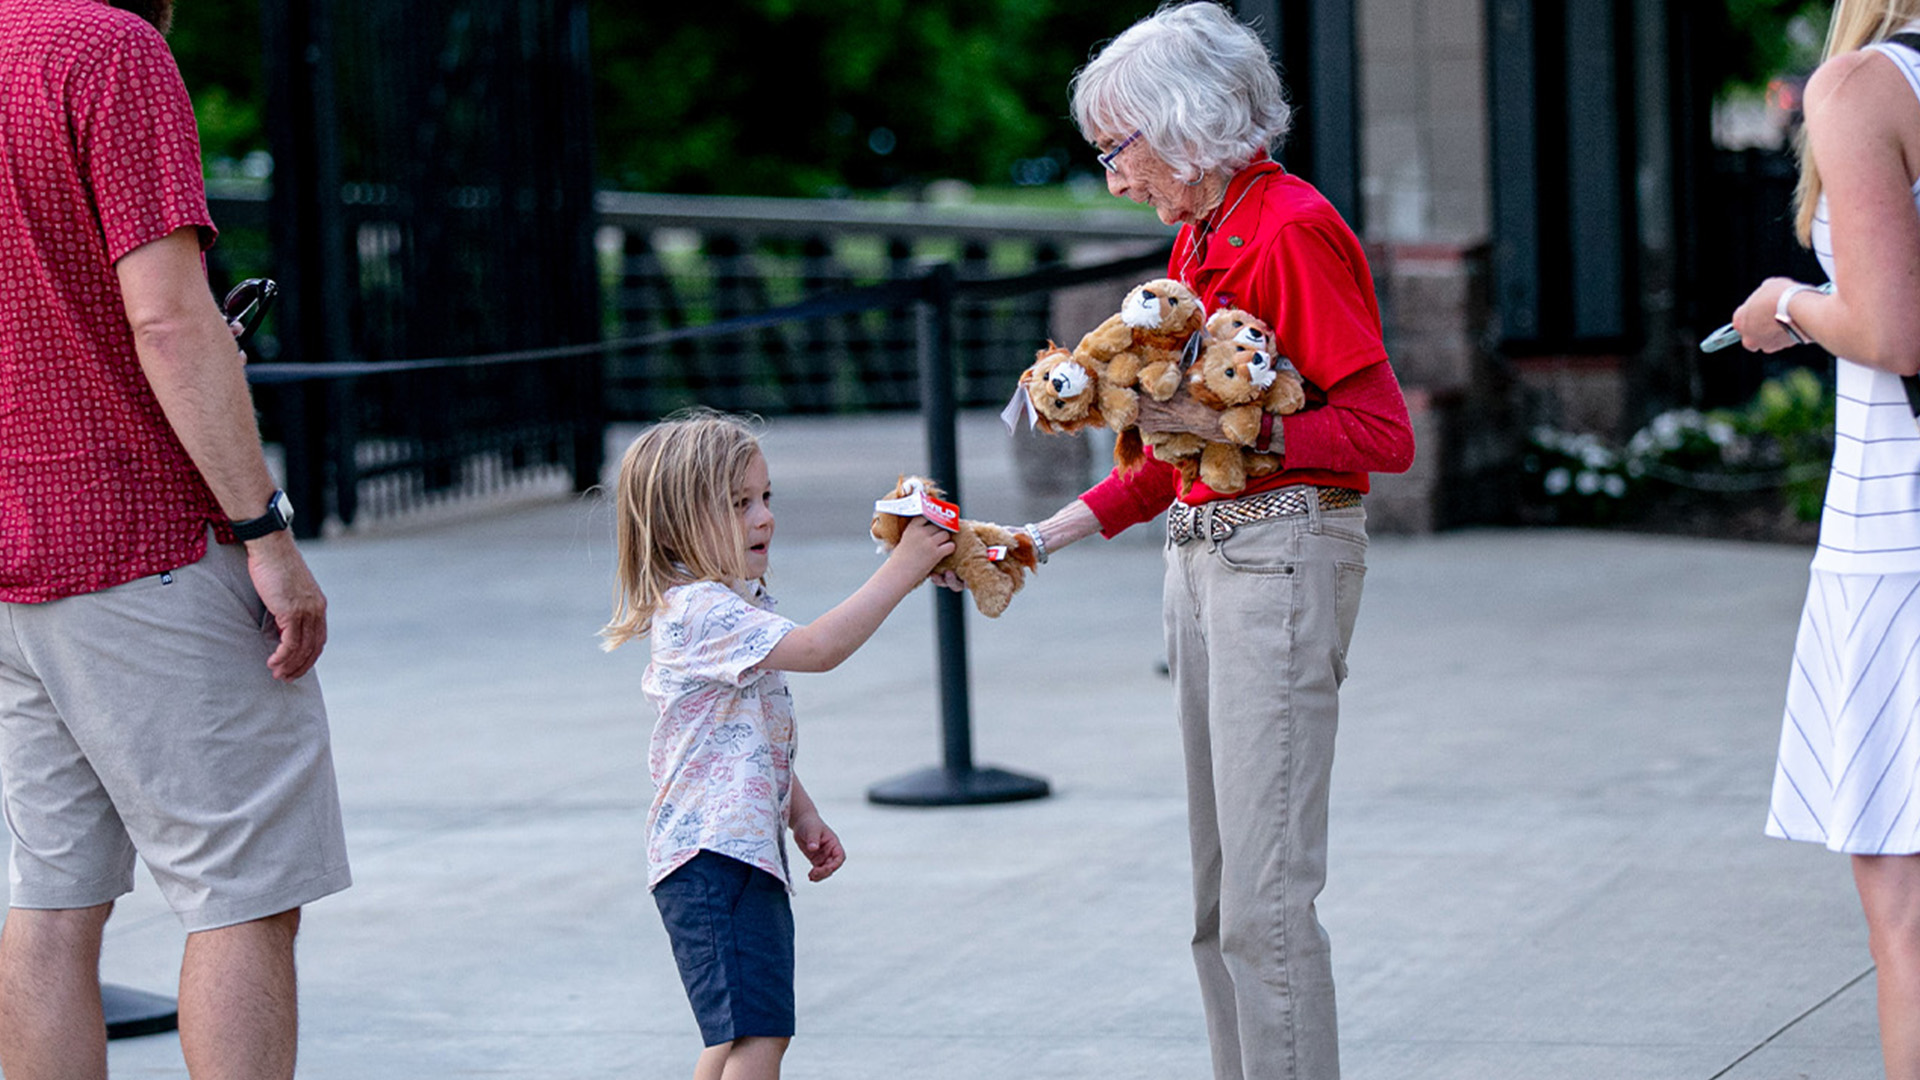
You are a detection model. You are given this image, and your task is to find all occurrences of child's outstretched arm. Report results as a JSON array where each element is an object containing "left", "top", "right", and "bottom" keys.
[
  {"left": 762, "top": 516, "right": 954, "bottom": 673},
  {"left": 789, "top": 774, "right": 844, "bottom": 882}
]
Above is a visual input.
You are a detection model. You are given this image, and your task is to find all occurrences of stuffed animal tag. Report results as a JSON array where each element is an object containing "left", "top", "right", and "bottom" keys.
[
  {"left": 870, "top": 475, "right": 1038, "bottom": 617},
  {"left": 1001, "top": 382, "right": 1038, "bottom": 433},
  {"left": 872, "top": 478, "right": 960, "bottom": 531}
]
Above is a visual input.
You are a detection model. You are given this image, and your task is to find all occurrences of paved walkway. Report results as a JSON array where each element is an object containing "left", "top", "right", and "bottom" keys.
[{"left": 76, "top": 413, "right": 1880, "bottom": 1079}]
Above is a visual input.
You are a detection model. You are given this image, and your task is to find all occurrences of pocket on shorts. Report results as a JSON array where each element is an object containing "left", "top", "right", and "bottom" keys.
[{"left": 654, "top": 854, "right": 739, "bottom": 970}]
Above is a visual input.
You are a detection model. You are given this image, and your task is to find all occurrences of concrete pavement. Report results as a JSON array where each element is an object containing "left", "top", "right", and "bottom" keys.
[{"left": 69, "top": 411, "right": 1880, "bottom": 1079}]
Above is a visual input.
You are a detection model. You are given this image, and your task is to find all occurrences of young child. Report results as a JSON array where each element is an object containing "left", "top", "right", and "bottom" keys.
[{"left": 601, "top": 410, "right": 953, "bottom": 1080}]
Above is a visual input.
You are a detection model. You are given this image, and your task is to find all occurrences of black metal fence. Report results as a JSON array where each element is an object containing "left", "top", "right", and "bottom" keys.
[
  {"left": 255, "top": 0, "right": 598, "bottom": 535},
  {"left": 211, "top": 183, "right": 1171, "bottom": 533},
  {"left": 595, "top": 193, "right": 1171, "bottom": 419},
  {"left": 1692, "top": 147, "right": 1829, "bottom": 408}
]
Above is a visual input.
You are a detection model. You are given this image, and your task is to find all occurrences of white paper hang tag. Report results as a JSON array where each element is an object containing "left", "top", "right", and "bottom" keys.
[
  {"left": 983, "top": 545, "right": 1008, "bottom": 562},
  {"left": 872, "top": 482, "right": 961, "bottom": 532},
  {"left": 1000, "top": 383, "right": 1037, "bottom": 434}
]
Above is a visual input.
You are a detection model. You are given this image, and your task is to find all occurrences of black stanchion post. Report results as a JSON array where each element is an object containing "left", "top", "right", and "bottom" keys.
[
  {"left": 100, "top": 983, "right": 178, "bottom": 1040},
  {"left": 868, "top": 263, "right": 1050, "bottom": 807}
]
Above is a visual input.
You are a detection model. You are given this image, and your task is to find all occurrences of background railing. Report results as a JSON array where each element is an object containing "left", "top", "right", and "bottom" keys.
[
  {"left": 595, "top": 192, "right": 1171, "bottom": 418},
  {"left": 207, "top": 186, "right": 1172, "bottom": 532}
]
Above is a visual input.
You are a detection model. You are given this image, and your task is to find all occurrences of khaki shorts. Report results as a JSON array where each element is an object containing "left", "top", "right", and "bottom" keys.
[{"left": 0, "top": 537, "right": 350, "bottom": 931}]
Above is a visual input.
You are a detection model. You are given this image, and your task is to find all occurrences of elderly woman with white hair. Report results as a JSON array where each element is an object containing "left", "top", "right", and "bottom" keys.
[{"left": 1017, "top": 5, "right": 1414, "bottom": 1078}]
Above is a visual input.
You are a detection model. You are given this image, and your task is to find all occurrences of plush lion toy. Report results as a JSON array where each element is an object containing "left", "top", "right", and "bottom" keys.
[
  {"left": 1155, "top": 309, "right": 1307, "bottom": 493},
  {"left": 1019, "top": 341, "right": 1135, "bottom": 435},
  {"left": 1015, "top": 278, "right": 1204, "bottom": 473},
  {"left": 870, "top": 475, "right": 1038, "bottom": 618},
  {"left": 1075, "top": 278, "right": 1204, "bottom": 404}
]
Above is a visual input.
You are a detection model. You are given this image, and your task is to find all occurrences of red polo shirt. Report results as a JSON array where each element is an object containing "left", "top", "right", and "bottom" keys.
[
  {"left": 0, "top": 0, "right": 220, "bottom": 603},
  {"left": 1082, "top": 159, "right": 1413, "bottom": 535}
]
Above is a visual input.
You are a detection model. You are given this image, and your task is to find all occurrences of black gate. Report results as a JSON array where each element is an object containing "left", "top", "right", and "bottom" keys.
[{"left": 261, "top": 0, "right": 601, "bottom": 533}]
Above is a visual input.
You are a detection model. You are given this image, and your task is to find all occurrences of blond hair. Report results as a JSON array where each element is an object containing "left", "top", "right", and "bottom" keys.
[
  {"left": 1794, "top": 0, "right": 1920, "bottom": 243},
  {"left": 600, "top": 409, "right": 765, "bottom": 650}
]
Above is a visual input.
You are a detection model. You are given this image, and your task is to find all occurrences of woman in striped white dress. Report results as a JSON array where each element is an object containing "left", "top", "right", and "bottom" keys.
[{"left": 1733, "top": 3, "right": 1920, "bottom": 1075}]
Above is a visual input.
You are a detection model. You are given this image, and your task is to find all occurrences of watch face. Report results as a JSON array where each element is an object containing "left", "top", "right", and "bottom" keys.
[{"left": 272, "top": 490, "right": 295, "bottom": 525}]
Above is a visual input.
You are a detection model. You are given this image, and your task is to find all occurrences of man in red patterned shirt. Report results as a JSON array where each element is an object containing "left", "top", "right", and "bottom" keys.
[{"left": 0, "top": 2, "right": 350, "bottom": 1076}]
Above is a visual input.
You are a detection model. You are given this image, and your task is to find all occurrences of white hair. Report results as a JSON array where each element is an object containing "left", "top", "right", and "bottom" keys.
[{"left": 1069, "top": 2, "right": 1292, "bottom": 183}]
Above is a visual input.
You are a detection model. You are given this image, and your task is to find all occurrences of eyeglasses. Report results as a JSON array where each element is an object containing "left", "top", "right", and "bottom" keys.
[
  {"left": 222, "top": 277, "right": 279, "bottom": 350},
  {"left": 1098, "top": 129, "right": 1144, "bottom": 173}
]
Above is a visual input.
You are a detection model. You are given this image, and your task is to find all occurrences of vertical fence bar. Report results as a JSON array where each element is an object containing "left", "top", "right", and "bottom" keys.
[{"left": 867, "top": 263, "right": 1049, "bottom": 807}]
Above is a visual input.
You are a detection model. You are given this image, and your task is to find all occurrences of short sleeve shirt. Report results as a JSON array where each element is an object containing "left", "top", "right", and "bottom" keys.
[
  {"left": 0, "top": 0, "right": 220, "bottom": 603},
  {"left": 642, "top": 580, "right": 800, "bottom": 891}
]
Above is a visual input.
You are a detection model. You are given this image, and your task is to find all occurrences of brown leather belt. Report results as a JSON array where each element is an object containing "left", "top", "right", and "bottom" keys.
[{"left": 1166, "top": 486, "right": 1362, "bottom": 544}]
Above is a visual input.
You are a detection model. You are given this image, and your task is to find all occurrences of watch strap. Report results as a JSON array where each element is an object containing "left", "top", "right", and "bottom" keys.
[
  {"left": 229, "top": 490, "right": 293, "bottom": 541},
  {"left": 1775, "top": 283, "right": 1817, "bottom": 346}
]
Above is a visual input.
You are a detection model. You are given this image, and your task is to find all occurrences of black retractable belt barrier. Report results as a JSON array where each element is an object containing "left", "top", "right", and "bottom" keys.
[
  {"left": 867, "top": 263, "right": 1051, "bottom": 807},
  {"left": 244, "top": 246, "right": 1175, "bottom": 806}
]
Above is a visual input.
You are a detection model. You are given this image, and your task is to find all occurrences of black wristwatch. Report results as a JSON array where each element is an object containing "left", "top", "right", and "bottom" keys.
[{"left": 229, "top": 489, "right": 295, "bottom": 541}]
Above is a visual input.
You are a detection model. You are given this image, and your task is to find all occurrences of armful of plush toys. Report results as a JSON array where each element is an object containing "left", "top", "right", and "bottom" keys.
[
  {"left": 870, "top": 475, "right": 1038, "bottom": 618},
  {"left": 1009, "top": 278, "right": 1307, "bottom": 494}
]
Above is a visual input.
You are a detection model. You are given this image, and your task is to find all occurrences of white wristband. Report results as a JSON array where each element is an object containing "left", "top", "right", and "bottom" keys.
[{"left": 1775, "top": 283, "right": 1817, "bottom": 346}]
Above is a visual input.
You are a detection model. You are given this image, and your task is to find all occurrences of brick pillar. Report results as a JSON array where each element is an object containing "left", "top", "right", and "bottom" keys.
[{"left": 1366, "top": 241, "right": 1520, "bottom": 532}]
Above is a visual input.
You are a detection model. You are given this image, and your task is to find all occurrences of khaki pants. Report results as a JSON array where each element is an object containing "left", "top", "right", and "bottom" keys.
[{"left": 1163, "top": 498, "right": 1367, "bottom": 1080}]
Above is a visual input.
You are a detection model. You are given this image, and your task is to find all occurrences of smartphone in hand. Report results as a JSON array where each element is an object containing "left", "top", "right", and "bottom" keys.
[{"left": 1699, "top": 282, "right": 1833, "bottom": 352}]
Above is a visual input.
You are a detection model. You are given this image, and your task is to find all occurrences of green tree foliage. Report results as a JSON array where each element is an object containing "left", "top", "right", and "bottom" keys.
[
  {"left": 157, "top": 1, "right": 1834, "bottom": 194},
  {"left": 588, "top": 0, "right": 1157, "bottom": 195},
  {"left": 166, "top": 3, "right": 267, "bottom": 167},
  {"left": 1723, "top": 0, "right": 1831, "bottom": 90}
]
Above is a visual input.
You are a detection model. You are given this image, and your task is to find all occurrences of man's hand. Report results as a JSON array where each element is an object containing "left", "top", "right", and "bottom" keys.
[{"left": 244, "top": 533, "right": 328, "bottom": 680}]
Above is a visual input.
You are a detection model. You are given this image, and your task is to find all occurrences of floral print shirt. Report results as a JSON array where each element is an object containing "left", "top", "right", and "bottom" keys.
[{"left": 643, "top": 579, "right": 798, "bottom": 891}]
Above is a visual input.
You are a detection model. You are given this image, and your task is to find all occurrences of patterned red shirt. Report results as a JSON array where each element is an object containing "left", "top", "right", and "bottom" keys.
[{"left": 0, "top": 0, "right": 220, "bottom": 603}]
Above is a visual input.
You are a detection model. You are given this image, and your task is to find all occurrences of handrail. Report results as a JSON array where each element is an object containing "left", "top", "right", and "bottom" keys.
[{"left": 203, "top": 185, "right": 1176, "bottom": 246}]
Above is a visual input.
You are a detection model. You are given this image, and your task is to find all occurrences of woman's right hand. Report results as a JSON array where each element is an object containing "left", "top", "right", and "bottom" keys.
[{"left": 1731, "top": 277, "right": 1807, "bottom": 353}]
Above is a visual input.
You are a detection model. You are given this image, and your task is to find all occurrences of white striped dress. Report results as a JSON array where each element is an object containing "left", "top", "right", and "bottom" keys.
[{"left": 1767, "top": 29, "right": 1920, "bottom": 855}]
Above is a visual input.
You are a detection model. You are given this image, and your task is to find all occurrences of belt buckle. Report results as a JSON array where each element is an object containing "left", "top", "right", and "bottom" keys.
[{"left": 1209, "top": 510, "right": 1235, "bottom": 541}]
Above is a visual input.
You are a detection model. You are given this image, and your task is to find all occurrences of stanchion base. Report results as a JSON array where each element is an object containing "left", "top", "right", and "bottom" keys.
[
  {"left": 102, "top": 983, "right": 178, "bottom": 1040},
  {"left": 867, "top": 766, "right": 1050, "bottom": 807}
]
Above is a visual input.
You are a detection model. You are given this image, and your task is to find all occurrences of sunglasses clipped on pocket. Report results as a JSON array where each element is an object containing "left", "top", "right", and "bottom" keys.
[{"left": 221, "top": 277, "right": 278, "bottom": 351}]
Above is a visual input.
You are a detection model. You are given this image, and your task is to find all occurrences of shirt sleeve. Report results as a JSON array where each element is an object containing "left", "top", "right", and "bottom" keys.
[
  {"left": 1277, "top": 360, "right": 1417, "bottom": 475},
  {"left": 654, "top": 583, "right": 798, "bottom": 688},
  {"left": 1258, "top": 221, "right": 1388, "bottom": 390},
  {"left": 1080, "top": 456, "right": 1179, "bottom": 538},
  {"left": 73, "top": 20, "right": 215, "bottom": 261}
]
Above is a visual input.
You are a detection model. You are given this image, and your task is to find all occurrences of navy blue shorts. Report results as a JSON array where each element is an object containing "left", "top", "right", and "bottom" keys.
[{"left": 652, "top": 851, "right": 796, "bottom": 1046}]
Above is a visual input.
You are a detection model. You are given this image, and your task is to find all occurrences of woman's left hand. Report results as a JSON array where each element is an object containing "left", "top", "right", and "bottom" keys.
[
  {"left": 1137, "top": 392, "right": 1225, "bottom": 440},
  {"left": 1731, "top": 277, "right": 1807, "bottom": 353}
]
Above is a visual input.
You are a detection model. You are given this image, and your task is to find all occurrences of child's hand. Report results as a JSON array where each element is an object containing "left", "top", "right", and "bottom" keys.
[
  {"left": 889, "top": 516, "right": 956, "bottom": 576},
  {"left": 792, "top": 812, "right": 845, "bottom": 882}
]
